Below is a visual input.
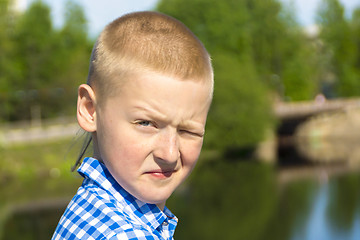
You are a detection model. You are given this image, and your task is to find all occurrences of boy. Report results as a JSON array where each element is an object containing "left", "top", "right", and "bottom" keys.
[{"left": 52, "top": 11, "right": 213, "bottom": 239}]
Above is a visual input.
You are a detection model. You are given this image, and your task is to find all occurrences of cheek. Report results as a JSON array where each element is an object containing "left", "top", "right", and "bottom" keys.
[
  {"left": 117, "top": 141, "right": 149, "bottom": 162},
  {"left": 181, "top": 139, "right": 203, "bottom": 166},
  {"left": 100, "top": 124, "right": 149, "bottom": 164},
  {"left": 104, "top": 139, "right": 149, "bottom": 182},
  {"left": 110, "top": 133, "right": 149, "bottom": 161}
]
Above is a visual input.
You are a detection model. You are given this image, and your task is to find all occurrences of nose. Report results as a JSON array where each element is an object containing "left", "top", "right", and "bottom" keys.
[{"left": 153, "top": 129, "right": 180, "bottom": 164}]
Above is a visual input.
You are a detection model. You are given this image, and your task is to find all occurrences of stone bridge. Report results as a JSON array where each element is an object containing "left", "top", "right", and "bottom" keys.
[{"left": 273, "top": 97, "right": 360, "bottom": 165}]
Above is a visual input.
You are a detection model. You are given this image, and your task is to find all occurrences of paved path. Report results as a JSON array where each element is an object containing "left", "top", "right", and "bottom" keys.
[{"left": 0, "top": 119, "right": 79, "bottom": 146}]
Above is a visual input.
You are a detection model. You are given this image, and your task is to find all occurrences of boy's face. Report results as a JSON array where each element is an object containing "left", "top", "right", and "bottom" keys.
[{"left": 94, "top": 71, "right": 212, "bottom": 209}]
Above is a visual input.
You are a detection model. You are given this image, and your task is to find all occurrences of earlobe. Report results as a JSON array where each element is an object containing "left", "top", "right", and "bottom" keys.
[{"left": 77, "top": 84, "right": 97, "bottom": 132}]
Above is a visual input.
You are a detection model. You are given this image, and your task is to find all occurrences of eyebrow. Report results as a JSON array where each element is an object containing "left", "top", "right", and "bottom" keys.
[
  {"left": 132, "top": 105, "right": 205, "bottom": 131},
  {"left": 132, "top": 105, "right": 168, "bottom": 122}
]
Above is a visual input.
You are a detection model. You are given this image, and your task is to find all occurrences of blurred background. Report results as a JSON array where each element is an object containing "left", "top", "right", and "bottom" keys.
[{"left": 1, "top": 0, "right": 360, "bottom": 239}]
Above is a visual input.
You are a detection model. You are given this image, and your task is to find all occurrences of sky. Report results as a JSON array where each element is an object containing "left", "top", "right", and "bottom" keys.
[{"left": 17, "top": 0, "right": 360, "bottom": 37}]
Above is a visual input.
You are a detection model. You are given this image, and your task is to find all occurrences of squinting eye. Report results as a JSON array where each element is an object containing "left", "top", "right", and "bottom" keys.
[{"left": 179, "top": 129, "right": 203, "bottom": 137}]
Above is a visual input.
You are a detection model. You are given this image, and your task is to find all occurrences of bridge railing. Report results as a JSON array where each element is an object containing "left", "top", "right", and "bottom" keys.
[{"left": 274, "top": 97, "right": 360, "bottom": 120}]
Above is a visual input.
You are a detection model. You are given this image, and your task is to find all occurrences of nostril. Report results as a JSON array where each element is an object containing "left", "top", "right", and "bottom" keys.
[{"left": 153, "top": 142, "right": 180, "bottom": 165}]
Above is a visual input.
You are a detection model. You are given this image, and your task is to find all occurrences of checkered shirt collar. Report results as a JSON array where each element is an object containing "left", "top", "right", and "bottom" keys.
[{"left": 78, "top": 157, "right": 178, "bottom": 234}]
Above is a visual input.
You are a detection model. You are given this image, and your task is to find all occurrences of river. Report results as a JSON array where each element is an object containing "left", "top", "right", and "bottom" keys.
[
  {"left": 167, "top": 159, "right": 360, "bottom": 240},
  {"left": 292, "top": 182, "right": 360, "bottom": 240},
  {"left": 1, "top": 157, "right": 360, "bottom": 240}
]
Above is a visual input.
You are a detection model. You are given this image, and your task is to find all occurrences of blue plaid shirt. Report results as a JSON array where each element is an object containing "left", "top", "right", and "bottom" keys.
[{"left": 52, "top": 157, "right": 178, "bottom": 239}]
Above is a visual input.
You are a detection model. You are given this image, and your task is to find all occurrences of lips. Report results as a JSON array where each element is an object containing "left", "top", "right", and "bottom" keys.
[{"left": 146, "top": 170, "right": 176, "bottom": 179}]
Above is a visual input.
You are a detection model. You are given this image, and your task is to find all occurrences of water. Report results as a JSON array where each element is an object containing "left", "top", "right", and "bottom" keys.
[
  {"left": 292, "top": 176, "right": 360, "bottom": 240},
  {"left": 1, "top": 159, "right": 360, "bottom": 240},
  {"left": 168, "top": 160, "right": 360, "bottom": 240}
]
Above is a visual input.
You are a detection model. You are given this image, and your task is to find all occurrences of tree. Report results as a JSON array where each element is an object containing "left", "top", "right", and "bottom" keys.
[
  {"left": 46, "top": 0, "right": 92, "bottom": 117},
  {"left": 317, "top": 0, "right": 360, "bottom": 97},
  {"left": 0, "top": 0, "right": 13, "bottom": 89},
  {"left": 327, "top": 174, "right": 360, "bottom": 233},
  {"left": 168, "top": 160, "right": 277, "bottom": 240},
  {"left": 281, "top": 36, "right": 320, "bottom": 101},
  {"left": 246, "top": 0, "right": 319, "bottom": 101},
  {"left": 0, "top": 0, "right": 92, "bottom": 121},
  {"left": 351, "top": 8, "right": 360, "bottom": 74},
  {"left": 11, "top": 0, "right": 55, "bottom": 121},
  {"left": 0, "top": 0, "right": 19, "bottom": 122}
]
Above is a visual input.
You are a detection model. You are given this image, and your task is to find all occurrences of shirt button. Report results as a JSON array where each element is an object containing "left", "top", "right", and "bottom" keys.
[{"left": 163, "top": 221, "right": 169, "bottom": 226}]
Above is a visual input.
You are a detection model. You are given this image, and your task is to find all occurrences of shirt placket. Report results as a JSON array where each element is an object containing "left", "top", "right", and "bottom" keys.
[{"left": 157, "top": 219, "right": 171, "bottom": 240}]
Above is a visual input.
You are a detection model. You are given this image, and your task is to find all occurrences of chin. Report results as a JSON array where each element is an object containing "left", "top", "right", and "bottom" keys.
[
  {"left": 143, "top": 193, "right": 171, "bottom": 205},
  {"left": 136, "top": 189, "right": 174, "bottom": 206}
]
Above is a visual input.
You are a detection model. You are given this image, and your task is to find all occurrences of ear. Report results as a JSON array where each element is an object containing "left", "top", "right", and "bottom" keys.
[{"left": 77, "top": 84, "right": 97, "bottom": 132}]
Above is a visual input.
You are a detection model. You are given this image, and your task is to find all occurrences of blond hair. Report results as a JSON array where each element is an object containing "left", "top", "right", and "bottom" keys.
[{"left": 87, "top": 11, "right": 213, "bottom": 101}]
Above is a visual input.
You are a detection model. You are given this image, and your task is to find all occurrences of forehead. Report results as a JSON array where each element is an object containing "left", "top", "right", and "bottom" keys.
[
  {"left": 104, "top": 71, "right": 212, "bottom": 121},
  {"left": 106, "top": 68, "right": 212, "bottom": 97},
  {"left": 128, "top": 70, "right": 211, "bottom": 100}
]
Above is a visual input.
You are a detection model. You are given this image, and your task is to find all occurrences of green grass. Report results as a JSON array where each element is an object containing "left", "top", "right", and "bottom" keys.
[
  {"left": 0, "top": 139, "right": 84, "bottom": 205},
  {"left": 0, "top": 138, "right": 89, "bottom": 239}
]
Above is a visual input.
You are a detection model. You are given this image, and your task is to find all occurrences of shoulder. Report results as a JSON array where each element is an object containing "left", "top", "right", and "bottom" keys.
[{"left": 52, "top": 180, "right": 150, "bottom": 239}]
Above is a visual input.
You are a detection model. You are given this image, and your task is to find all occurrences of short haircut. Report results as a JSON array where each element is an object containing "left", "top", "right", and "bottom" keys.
[{"left": 87, "top": 11, "right": 213, "bottom": 102}]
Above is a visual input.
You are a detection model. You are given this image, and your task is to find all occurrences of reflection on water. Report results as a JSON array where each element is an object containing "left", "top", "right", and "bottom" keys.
[
  {"left": 168, "top": 159, "right": 360, "bottom": 240},
  {"left": 1, "top": 159, "right": 360, "bottom": 240},
  {"left": 1, "top": 200, "right": 68, "bottom": 240},
  {"left": 292, "top": 175, "right": 360, "bottom": 240},
  {"left": 295, "top": 108, "right": 360, "bottom": 167},
  {"left": 168, "top": 160, "right": 277, "bottom": 240}
]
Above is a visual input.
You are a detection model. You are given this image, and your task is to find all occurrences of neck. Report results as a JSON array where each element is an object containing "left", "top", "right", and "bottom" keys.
[
  {"left": 92, "top": 133, "right": 102, "bottom": 161},
  {"left": 156, "top": 202, "right": 166, "bottom": 211}
]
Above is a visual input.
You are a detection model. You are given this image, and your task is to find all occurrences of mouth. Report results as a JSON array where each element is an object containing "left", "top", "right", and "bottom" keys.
[{"left": 145, "top": 170, "right": 176, "bottom": 179}]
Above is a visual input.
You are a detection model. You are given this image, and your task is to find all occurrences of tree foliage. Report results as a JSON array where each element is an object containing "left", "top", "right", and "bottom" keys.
[
  {"left": 205, "top": 52, "right": 274, "bottom": 149},
  {"left": 168, "top": 160, "right": 277, "bottom": 240},
  {"left": 316, "top": 0, "right": 360, "bottom": 97},
  {"left": 0, "top": 0, "right": 92, "bottom": 122},
  {"left": 11, "top": 1, "right": 55, "bottom": 120},
  {"left": 0, "top": 0, "right": 17, "bottom": 120},
  {"left": 2, "top": 0, "right": 360, "bottom": 151},
  {"left": 47, "top": 1, "right": 92, "bottom": 118}
]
